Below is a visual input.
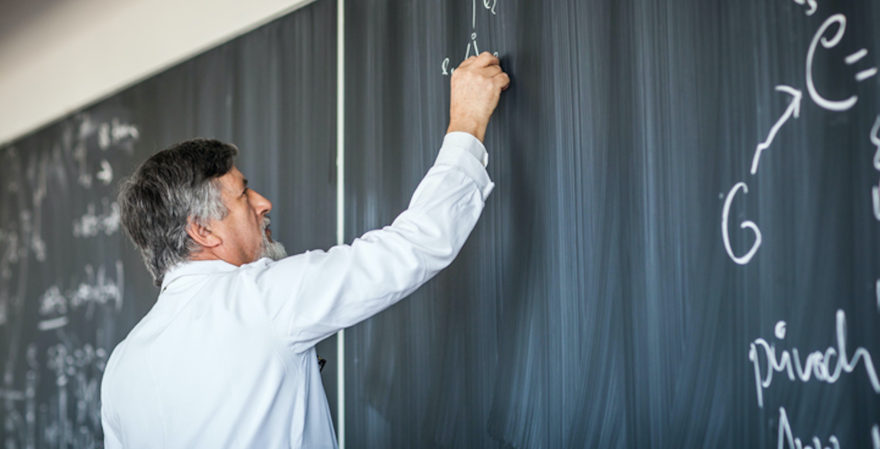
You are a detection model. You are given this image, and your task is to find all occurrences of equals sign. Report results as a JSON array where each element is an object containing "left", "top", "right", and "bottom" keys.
[{"left": 845, "top": 49, "right": 877, "bottom": 82}]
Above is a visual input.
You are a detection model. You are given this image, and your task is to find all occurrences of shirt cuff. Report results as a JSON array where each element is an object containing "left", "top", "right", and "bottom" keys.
[
  {"left": 443, "top": 131, "right": 489, "bottom": 167},
  {"left": 434, "top": 132, "right": 495, "bottom": 201}
]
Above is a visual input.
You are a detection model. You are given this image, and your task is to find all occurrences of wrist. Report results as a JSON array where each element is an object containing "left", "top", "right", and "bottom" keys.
[{"left": 446, "top": 119, "right": 486, "bottom": 142}]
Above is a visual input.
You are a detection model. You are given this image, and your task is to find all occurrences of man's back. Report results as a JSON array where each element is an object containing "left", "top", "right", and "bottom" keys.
[
  {"left": 101, "top": 53, "right": 508, "bottom": 447},
  {"left": 102, "top": 132, "right": 496, "bottom": 448},
  {"left": 101, "top": 259, "right": 336, "bottom": 448}
]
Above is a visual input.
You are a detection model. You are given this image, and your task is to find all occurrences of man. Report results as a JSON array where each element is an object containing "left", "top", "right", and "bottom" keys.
[{"left": 100, "top": 52, "right": 509, "bottom": 448}]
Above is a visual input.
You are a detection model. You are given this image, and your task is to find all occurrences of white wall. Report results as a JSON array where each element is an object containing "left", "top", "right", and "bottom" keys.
[{"left": 0, "top": 0, "right": 313, "bottom": 146}]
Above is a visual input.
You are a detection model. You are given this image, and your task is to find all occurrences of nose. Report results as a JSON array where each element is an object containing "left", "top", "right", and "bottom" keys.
[{"left": 249, "top": 189, "right": 272, "bottom": 215}]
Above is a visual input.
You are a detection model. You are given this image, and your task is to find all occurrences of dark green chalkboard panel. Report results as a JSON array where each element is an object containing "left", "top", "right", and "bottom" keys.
[
  {"left": 343, "top": 1, "right": 880, "bottom": 447},
  {"left": 0, "top": 0, "right": 337, "bottom": 446}
]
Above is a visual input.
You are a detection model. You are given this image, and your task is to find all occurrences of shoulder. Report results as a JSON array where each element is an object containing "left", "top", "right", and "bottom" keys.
[
  {"left": 237, "top": 255, "right": 316, "bottom": 290},
  {"left": 101, "top": 338, "right": 129, "bottom": 403}
]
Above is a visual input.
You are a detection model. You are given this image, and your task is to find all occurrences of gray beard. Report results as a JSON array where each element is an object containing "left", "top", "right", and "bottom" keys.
[{"left": 259, "top": 229, "right": 288, "bottom": 261}]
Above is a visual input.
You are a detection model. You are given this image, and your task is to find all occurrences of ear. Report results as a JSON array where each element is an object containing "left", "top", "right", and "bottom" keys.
[{"left": 186, "top": 218, "right": 222, "bottom": 249}]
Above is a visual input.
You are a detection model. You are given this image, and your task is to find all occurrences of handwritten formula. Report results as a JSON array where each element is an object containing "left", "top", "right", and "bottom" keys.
[
  {"left": 722, "top": 13, "right": 878, "bottom": 266},
  {"left": 1, "top": 112, "right": 138, "bottom": 448},
  {"left": 441, "top": 0, "right": 499, "bottom": 76},
  {"left": 722, "top": 4, "right": 880, "bottom": 448},
  {"left": 751, "top": 312, "right": 880, "bottom": 448}
]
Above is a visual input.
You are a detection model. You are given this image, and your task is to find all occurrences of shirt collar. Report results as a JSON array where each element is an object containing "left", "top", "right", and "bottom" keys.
[{"left": 160, "top": 259, "right": 240, "bottom": 292}]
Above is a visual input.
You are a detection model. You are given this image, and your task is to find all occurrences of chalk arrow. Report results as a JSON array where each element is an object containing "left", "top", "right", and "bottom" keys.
[
  {"left": 750, "top": 85, "right": 803, "bottom": 175},
  {"left": 96, "top": 160, "right": 113, "bottom": 185}
]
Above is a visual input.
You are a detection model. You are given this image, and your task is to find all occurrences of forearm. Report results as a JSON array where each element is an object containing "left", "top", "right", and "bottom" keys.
[{"left": 283, "top": 133, "right": 493, "bottom": 349}]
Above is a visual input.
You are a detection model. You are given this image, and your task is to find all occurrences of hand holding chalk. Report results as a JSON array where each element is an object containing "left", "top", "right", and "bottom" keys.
[{"left": 447, "top": 52, "right": 510, "bottom": 142}]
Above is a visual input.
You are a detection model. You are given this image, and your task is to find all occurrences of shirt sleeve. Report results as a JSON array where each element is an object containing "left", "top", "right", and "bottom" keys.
[
  {"left": 101, "top": 343, "right": 124, "bottom": 449},
  {"left": 102, "top": 409, "right": 123, "bottom": 449},
  {"left": 446, "top": 131, "right": 489, "bottom": 167},
  {"left": 257, "top": 132, "right": 493, "bottom": 352}
]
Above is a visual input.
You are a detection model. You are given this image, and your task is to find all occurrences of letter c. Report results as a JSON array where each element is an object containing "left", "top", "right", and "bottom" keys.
[{"left": 806, "top": 14, "right": 857, "bottom": 111}]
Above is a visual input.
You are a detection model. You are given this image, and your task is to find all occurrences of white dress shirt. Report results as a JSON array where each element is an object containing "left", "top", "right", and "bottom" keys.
[{"left": 100, "top": 132, "right": 492, "bottom": 448}]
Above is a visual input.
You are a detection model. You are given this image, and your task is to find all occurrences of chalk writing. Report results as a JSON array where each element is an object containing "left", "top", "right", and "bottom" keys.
[
  {"left": 721, "top": 85, "right": 801, "bottom": 264},
  {"left": 37, "top": 317, "right": 69, "bottom": 332},
  {"left": 96, "top": 160, "right": 113, "bottom": 185},
  {"left": 72, "top": 116, "right": 139, "bottom": 188},
  {"left": 738, "top": 8, "right": 880, "bottom": 448},
  {"left": 806, "top": 14, "right": 876, "bottom": 112},
  {"left": 441, "top": 0, "right": 499, "bottom": 76},
  {"left": 482, "top": 0, "right": 496, "bottom": 15},
  {"left": 873, "top": 116, "right": 880, "bottom": 172},
  {"left": 19, "top": 211, "right": 46, "bottom": 263},
  {"left": 0, "top": 228, "right": 20, "bottom": 279},
  {"left": 876, "top": 279, "right": 880, "bottom": 313},
  {"left": 871, "top": 116, "right": 880, "bottom": 222},
  {"left": 97, "top": 118, "right": 140, "bottom": 151},
  {"left": 790, "top": 0, "right": 818, "bottom": 16},
  {"left": 748, "top": 310, "right": 880, "bottom": 408},
  {"left": 871, "top": 116, "right": 880, "bottom": 314},
  {"left": 722, "top": 11, "right": 879, "bottom": 265},
  {"left": 779, "top": 408, "right": 880, "bottom": 449},
  {"left": 722, "top": 182, "right": 762, "bottom": 265},
  {"left": 845, "top": 47, "right": 878, "bottom": 82},
  {"left": 72, "top": 199, "right": 121, "bottom": 238},
  {"left": 1, "top": 112, "right": 137, "bottom": 447},
  {"left": 39, "top": 287, "right": 66, "bottom": 317},
  {"left": 41, "top": 338, "right": 107, "bottom": 448},
  {"left": 777, "top": 407, "right": 840, "bottom": 449},
  {"left": 37, "top": 261, "right": 124, "bottom": 331},
  {"left": 69, "top": 262, "right": 124, "bottom": 310},
  {"left": 2, "top": 344, "right": 38, "bottom": 448},
  {"left": 750, "top": 86, "right": 803, "bottom": 175},
  {"left": 72, "top": 141, "right": 92, "bottom": 189},
  {"left": 723, "top": 85, "right": 803, "bottom": 265}
]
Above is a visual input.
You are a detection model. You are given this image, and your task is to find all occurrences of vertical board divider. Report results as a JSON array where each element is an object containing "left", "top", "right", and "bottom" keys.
[{"left": 335, "top": 0, "right": 346, "bottom": 446}]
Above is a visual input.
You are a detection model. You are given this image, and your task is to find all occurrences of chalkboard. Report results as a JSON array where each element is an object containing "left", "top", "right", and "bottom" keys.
[
  {"left": 343, "top": 0, "right": 880, "bottom": 448},
  {"left": 3, "top": 0, "right": 880, "bottom": 448},
  {"left": 0, "top": 0, "right": 337, "bottom": 446}
]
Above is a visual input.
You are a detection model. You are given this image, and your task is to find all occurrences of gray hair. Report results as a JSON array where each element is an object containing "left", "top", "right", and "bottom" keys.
[{"left": 118, "top": 138, "right": 239, "bottom": 286}]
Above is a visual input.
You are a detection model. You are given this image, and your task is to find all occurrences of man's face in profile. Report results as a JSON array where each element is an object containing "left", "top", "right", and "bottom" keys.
[{"left": 210, "top": 166, "right": 286, "bottom": 264}]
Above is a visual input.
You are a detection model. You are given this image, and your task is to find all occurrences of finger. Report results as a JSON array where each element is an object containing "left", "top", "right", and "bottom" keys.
[
  {"left": 478, "top": 64, "right": 503, "bottom": 78},
  {"left": 474, "top": 51, "right": 500, "bottom": 68},
  {"left": 458, "top": 54, "right": 480, "bottom": 69},
  {"left": 494, "top": 72, "right": 511, "bottom": 91}
]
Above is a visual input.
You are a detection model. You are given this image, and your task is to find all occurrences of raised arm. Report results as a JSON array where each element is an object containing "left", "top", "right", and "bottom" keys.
[{"left": 258, "top": 53, "right": 509, "bottom": 351}]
